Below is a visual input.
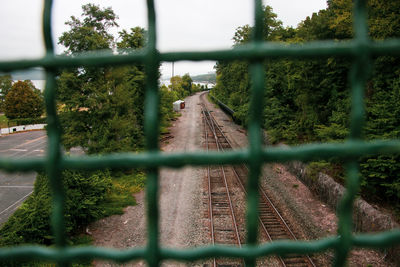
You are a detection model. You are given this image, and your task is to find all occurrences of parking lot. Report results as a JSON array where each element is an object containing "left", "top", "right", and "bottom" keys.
[{"left": 0, "top": 131, "right": 47, "bottom": 225}]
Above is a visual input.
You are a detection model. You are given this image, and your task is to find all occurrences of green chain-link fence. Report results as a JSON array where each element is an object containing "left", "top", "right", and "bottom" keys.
[{"left": 0, "top": 0, "right": 399, "bottom": 266}]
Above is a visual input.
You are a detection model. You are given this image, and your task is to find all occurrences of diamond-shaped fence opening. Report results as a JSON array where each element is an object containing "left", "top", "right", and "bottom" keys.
[{"left": 0, "top": 0, "right": 399, "bottom": 266}]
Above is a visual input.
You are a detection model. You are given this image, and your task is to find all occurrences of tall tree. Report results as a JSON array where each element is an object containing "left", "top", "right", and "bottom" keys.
[
  {"left": 58, "top": 4, "right": 146, "bottom": 154},
  {"left": 181, "top": 73, "right": 193, "bottom": 95},
  {"left": 4, "top": 81, "right": 44, "bottom": 120},
  {"left": 0, "top": 75, "right": 12, "bottom": 112},
  {"left": 58, "top": 4, "right": 118, "bottom": 54}
]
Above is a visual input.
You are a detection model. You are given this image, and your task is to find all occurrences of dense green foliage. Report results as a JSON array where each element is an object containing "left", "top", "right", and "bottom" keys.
[
  {"left": 0, "top": 169, "right": 144, "bottom": 248},
  {"left": 0, "top": 170, "right": 111, "bottom": 246},
  {"left": 0, "top": 75, "right": 12, "bottom": 112},
  {"left": 163, "top": 73, "right": 198, "bottom": 100},
  {"left": 4, "top": 80, "right": 44, "bottom": 120},
  {"left": 58, "top": 4, "right": 146, "bottom": 154},
  {"left": 212, "top": 1, "right": 400, "bottom": 207},
  {"left": 7, "top": 117, "right": 47, "bottom": 127}
]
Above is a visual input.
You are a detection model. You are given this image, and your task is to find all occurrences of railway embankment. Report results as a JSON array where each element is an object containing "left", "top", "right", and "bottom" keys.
[
  {"left": 287, "top": 160, "right": 399, "bottom": 233},
  {"left": 208, "top": 92, "right": 399, "bottom": 265},
  {"left": 286, "top": 160, "right": 399, "bottom": 264}
]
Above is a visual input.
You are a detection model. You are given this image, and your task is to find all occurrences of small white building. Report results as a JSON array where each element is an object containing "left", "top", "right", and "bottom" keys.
[{"left": 173, "top": 100, "right": 185, "bottom": 112}]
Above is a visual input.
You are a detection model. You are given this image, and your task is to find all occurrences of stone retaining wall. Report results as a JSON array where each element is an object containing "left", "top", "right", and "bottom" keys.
[{"left": 286, "top": 160, "right": 399, "bottom": 263}]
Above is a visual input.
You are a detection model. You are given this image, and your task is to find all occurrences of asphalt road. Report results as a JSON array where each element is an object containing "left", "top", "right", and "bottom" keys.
[{"left": 0, "top": 131, "right": 47, "bottom": 225}]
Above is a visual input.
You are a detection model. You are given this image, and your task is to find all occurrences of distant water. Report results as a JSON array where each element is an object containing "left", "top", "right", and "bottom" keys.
[{"left": 160, "top": 79, "right": 214, "bottom": 88}]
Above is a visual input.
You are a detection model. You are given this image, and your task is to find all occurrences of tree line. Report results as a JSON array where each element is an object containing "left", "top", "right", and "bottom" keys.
[{"left": 211, "top": 1, "right": 400, "bottom": 211}]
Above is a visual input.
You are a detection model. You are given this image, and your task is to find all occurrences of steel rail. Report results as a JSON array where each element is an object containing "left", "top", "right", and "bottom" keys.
[
  {"left": 203, "top": 108, "right": 242, "bottom": 247},
  {"left": 237, "top": 165, "right": 316, "bottom": 267},
  {"left": 202, "top": 103, "right": 286, "bottom": 266},
  {"left": 203, "top": 111, "right": 216, "bottom": 267},
  {"left": 201, "top": 96, "right": 316, "bottom": 267},
  {"left": 202, "top": 106, "right": 243, "bottom": 267}
]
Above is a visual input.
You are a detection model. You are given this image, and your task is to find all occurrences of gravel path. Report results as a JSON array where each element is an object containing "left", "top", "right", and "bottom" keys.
[{"left": 90, "top": 92, "right": 208, "bottom": 266}]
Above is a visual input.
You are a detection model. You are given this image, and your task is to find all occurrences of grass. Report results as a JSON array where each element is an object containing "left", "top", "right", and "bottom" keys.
[
  {"left": 101, "top": 171, "right": 146, "bottom": 217},
  {"left": 0, "top": 114, "right": 8, "bottom": 128}
]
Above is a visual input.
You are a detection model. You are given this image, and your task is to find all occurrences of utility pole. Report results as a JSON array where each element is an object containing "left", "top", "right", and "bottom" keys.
[{"left": 171, "top": 62, "right": 175, "bottom": 91}]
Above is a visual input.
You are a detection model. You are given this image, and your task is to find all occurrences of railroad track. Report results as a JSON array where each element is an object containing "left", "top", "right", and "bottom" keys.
[
  {"left": 203, "top": 105, "right": 244, "bottom": 267},
  {"left": 201, "top": 100, "right": 316, "bottom": 267}
]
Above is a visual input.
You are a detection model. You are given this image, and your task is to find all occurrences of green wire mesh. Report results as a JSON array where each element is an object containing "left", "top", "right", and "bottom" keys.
[{"left": 0, "top": 0, "right": 399, "bottom": 266}]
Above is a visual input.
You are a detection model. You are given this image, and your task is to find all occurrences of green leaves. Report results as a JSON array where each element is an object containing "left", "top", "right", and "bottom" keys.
[
  {"left": 0, "top": 170, "right": 112, "bottom": 246},
  {"left": 118, "top": 27, "right": 146, "bottom": 52},
  {"left": 59, "top": 4, "right": 118, "bottom": 54},
  {"left": 214, "top": 1, "right": 400, "bottom": 209},
  {"left": 4, "top": 80, "right": 44, "bottom": 120},
  {"left": 0, "top": 75, "right": 12, "bottom": 112},
  {"left": 58, "top": 5, "right": 146, "bottom": 154}
]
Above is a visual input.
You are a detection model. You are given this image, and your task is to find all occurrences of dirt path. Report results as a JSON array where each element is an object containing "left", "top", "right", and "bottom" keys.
[{"left": 90, "top": 92, "right": 207, "bottom": 266}]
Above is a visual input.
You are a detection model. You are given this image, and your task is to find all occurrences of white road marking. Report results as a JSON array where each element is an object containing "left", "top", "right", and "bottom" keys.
[
  {"left": 14, "top": 135, "right": 46, "bottom": 149},
  {"left": 0, "top": 191, "right": 33, "bottom": 216},
  {"left": 0, "top": 133, "right": 46, "bottom": 221}
]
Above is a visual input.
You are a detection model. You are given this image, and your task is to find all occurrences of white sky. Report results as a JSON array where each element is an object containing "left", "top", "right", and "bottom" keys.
[{"left": 0, "top": 0, "right": 327, "bottom": 79}]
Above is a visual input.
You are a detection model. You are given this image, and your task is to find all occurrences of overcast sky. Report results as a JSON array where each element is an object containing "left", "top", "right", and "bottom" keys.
[{"left": 0, "top": 0, "right": 327, "bottom": 79}]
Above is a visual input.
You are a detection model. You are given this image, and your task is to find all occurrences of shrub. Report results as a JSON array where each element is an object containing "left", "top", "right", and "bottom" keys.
[{"left": 0, "top": 170, "right": 112, "bottom": 246}]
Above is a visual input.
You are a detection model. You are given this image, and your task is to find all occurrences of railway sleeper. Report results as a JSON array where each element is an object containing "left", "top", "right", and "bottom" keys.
[
  {"left": 260, "top": 218, "right": 281, "bottom": 223},
  {"left": 213, "top": 203, "right": 229, "bottom": 208},
  {"left": 212, "top": 200, "right": 230, "bottom": 205},
  {"left": 270, "top": 235, "right": 292, "bottom": 240},
  {"left": 261, "top": 222, "right": 283, "bottom": 228},
  {"left": 267, "top": 228, "right": 287, "bottom": 234},
  {"left": 261, "top": 220, "right": 282, "bottom": 226},
  {"left": 212, "top": 195, "right": 229, "bottom": 199},
  {"left": 259, "top": 214, "right": 277, "bottom": 219},
  {"left": 215, "top": 264, "right": 242, "bottom": 267},
  {"left": 211, "top": 191, "right": 227, "bottom": 195},
  {"left": 282, "top": 256, "right": 309, "bottom": 264},
  {"left": 213, "top": 213, "right": 231, "bottom": 218},
  {"left": 283, "top": 263, "right": 310, "bottom": 267},
  {"left": 268, "top": 232, "right": 290, "bottom": 238}
]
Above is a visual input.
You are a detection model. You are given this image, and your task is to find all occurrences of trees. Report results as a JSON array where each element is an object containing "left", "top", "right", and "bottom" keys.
[
  {"left": 58, "top": 4, "right": 118, "bottom": 54},
  {"left": 0, "top": 75, "right": 12, "bottom": 112},
  {"left": 58, "top": 4, "right": 146, "bottom": 154},
  {"left": 167, "top": 74, "right": 194, "bottom": 100},
  {"left": 214, "top": 1, "right": 400, "bottom": 206},
  {"left": 181, "top": 73, "right": 193, "bottom": 95},
  {"left": 213, "top": 5, "right": 286, "bottom": 126},
  {"left": 4, "top": 80, "right": 44, "bottom": 120}
]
